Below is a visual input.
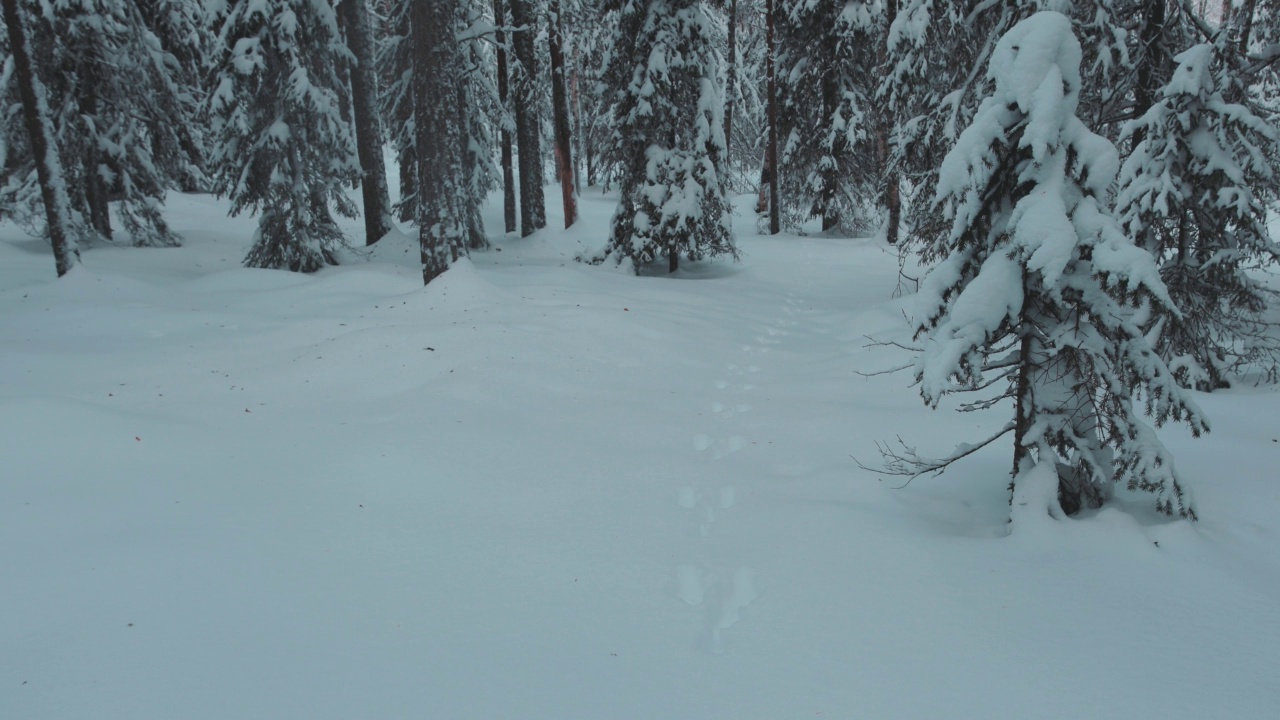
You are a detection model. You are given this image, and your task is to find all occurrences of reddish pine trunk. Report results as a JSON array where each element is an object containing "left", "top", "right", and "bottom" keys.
[{"left": 548, "top": 0, "right": 577, "bottom": 227}]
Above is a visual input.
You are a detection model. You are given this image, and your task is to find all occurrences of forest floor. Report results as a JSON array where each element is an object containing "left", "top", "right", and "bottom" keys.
[{"left": 3, "top": 187, "right": 1279, "bottom": 719}]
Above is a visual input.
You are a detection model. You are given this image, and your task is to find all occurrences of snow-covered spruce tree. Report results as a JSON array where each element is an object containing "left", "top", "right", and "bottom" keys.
[
  {"left": 878, "top": 1, "right": 1134, "bottom": 251},
  {"left": 208, "top": 0, "right": 359, "bottom": 273},
  {"left": 0, "top": 0, "right": 202, "bottom": 247},
  {"left": 1116, "top": 40, "right": 1280, "bottom": 389},
  {"left": 566, "top": 0, "right": 619, "bottom": 188},
  {"left": 1, "top": 0, "right": 79, "bottom": 275},
  {"left": 720, "top": 0, "right": 768, "bottom": 189},
  {"left": 889, "top": 12, "right": 1207, "bottom": 523},
  {"left": 775, "top": 0, "right": 880, "bottom": 234},
  {"left": 590, "top": 0, "right": 736, "bottom": 274},
  {"left": 412, "top": 0, "right": 473, "bottom": 283},
  {"left": 134, "top": 0, "right": 213, "bottom": 193}
]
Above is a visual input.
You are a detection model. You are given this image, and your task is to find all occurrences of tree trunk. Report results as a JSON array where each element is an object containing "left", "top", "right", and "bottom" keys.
[
  {"left": 3, "top": 0, "right": 79, "bottom": 276},
  {"left": 765, "top": 0, "right": 781, "bottom": 235},
  {"left": 724, "top": 0, "right": 737, "bottom": 163},
  {"left": 414, "top": 0, "right": 461, "bottom": 284},
  {"left": 1130, "top": 0, "right": 1168, "bottom": 151},
  {"left": 881, "top": 0, "right": 900, "bottom": 245},
  {"left": 1238, "top": 0, "right": 1259, "bottom": 53},
  {"left": 341, "top": 0, "right": 394, "bottom": 245},
  {"left": 493, "top": 0, "right": 518, "bottom": 234},
  {"left": 548, "top": 0, "right": 577, "bottom": 227},
  {"left": 820, "top": 31, "right": 840, "bottom": 233},
  {"left": 79, "top": 77, "right": 112, "bottom": 241},
  {"left": 508, "top": 0, "right": 546, "bottom": 236}
]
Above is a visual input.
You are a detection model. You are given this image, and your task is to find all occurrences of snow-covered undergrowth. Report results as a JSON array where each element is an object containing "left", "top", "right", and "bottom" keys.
[{"left": 2, "top": 190, "right": 1278, "bottom": 719}]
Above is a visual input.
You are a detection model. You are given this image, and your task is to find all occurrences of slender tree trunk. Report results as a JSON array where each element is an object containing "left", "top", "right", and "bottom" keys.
[
  {"left": 881, "top": 0, "right": 900, "bottom": 245},
  {"left": 570, "top": 51, "right": 584, "bottom": 196},
  {"left": 1132, "top": 0, "right": 1168, "bottom": 149},
  {"left": 493, "top": 0, "right": 518, "bottom": 234},
  {"left": 3, "top": 0, "right": 79, "bottom": 276},
  {"left": 1238, "top": 0, "right": 1258, "bottom": 53},
  {"left": 724, "top": 0, "right": 737, "bottom": 163},
  {"left": 342, "top": 0, "right": 394, "bottom": 245},
  {"left": 1012, "top": 324, "right": 1036, "bottom": 485},
  {"left": 765, "top": 0, "right": 780, "bottom": 235},
  {"left": 80, "top": 78, "right": 112, "bottom": 241},
  {"left": 820, "top": 33, "right": 840, "bottom": 233},
  {"left": 508, "top": 0, "right": 546, "bottom": 236},
  {"left": 548, "top": 0, "right": 577, "bottom": 227}
]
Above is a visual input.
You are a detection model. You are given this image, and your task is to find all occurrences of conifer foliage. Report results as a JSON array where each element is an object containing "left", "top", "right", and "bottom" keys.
[
  {"left": 1116, "top": 41, "right": 1280, "bottom": 389},
  {"left": 775, "top": 0, "right": 879, "bottom": 233},
  {"left": 208, "top": 0, "right": 359, "bottom": 273},
  {"left": 888, "top": 12, "right": 1207, "bottom": 523},
  {"left": 592, "top": 0, "right": 736, "bottom": 273},
  {"left": 0, "top": 0, "right": 205, "bottom": 248}
]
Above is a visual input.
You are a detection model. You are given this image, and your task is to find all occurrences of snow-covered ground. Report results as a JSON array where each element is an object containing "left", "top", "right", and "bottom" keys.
[{"left": 3, "top": 189, "right": 1279, "bottom": 719}]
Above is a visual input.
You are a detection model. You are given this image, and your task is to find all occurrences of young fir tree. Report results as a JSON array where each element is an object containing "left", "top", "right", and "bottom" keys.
[
  {"left": 1116, "top": 40, "right": 1280, "bottom": 389},
  {"left": 775, "top": 0, "right": 880, "bottom": 234},
  {"left": 208, "top": 0, "right": 359, "bottom": 272},
  {"left": 591, "top": 0, "right": 736, "bottom": 273},
  {"left": 878, "top": 1, "right": 1132, "bottom": 250},
  {"left": 884, "top": 12, "right": 1207, "bottom": 524}
]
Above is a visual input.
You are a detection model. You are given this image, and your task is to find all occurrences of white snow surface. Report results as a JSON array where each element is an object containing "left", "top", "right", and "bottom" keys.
[{"left": 2, "top": 188, "right": 1280, "bottom": 719}]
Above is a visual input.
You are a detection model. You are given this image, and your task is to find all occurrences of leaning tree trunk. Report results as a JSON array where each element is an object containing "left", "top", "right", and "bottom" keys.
[
  {"left": 493, "top": 0, "right": 518, "bottom": 234},
  {"left": 3, "top": 0, "right": 79, "bottom": 276},
  {"left": 548, "top": 0, "right": 577, "bottom": 227},
  {"left": 508, "top": 0, "right": 547, "bottom": 236},
  {"left": 341, "top": 0, "right": 394, "bottom": 245}
]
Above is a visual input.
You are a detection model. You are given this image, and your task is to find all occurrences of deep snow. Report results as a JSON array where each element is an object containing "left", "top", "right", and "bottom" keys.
[{"left": 2, "top": 188, "right": 1279, "bottom": 719}]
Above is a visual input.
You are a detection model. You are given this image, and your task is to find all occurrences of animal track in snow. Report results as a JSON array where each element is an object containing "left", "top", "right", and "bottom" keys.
[{"left": 706, "top": 567, "right": 760, "bottom": 654}]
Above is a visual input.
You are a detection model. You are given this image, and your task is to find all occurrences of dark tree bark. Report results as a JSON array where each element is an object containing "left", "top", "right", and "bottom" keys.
[
  {"left": 725, "top": 0, "right": 737, "bottom": 161},
  {"left": 819, "top": 29, "right": 841, "bottom": 233},
  {"left": 413, "top": 0, "right": 465, "bottom": 284},
  {"left": 3, "top": 0, "right": 80, "bottom": 276},
  {"left": 881, "top": 0, "right": 900, "bottom": 244},
  {"left": 508, "top": 0, "right": 546, "bottom": 236},
  {"left": 1238, "top": 0, "right": 1259, "bottom": 54},
  {"left": 493, "top": 0, "right": 518, "bottom": 234},
  {"left": 341, "top": 0, "right": 394, "bottom": 245},
  {"left": 548, "top": 0, "right": 577, "bottom": 227},
  {"left": 765, "top": 0, "right": 780, "bottom": 235},
  {"left": 79, "top": 76, "right": 112, "bottom": 241}
]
